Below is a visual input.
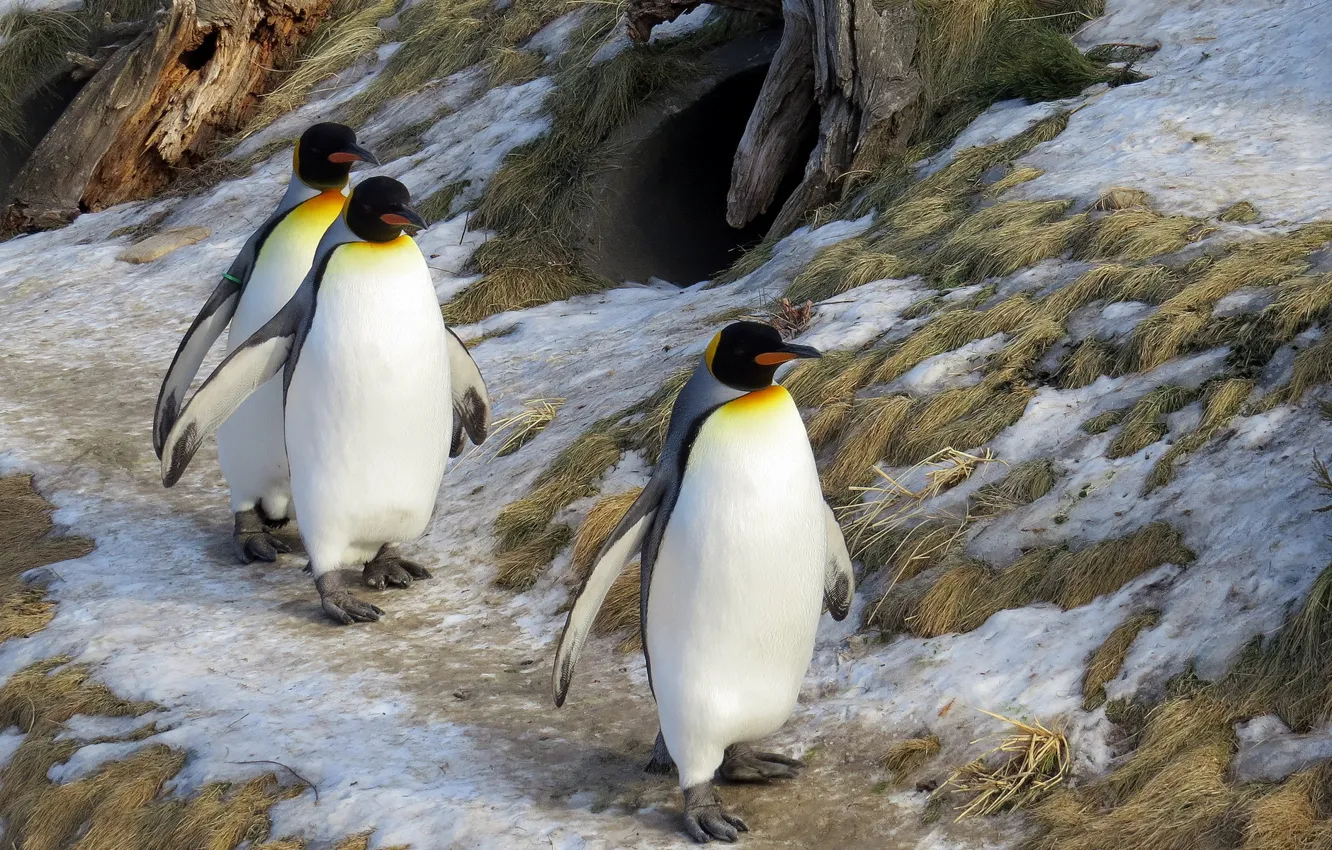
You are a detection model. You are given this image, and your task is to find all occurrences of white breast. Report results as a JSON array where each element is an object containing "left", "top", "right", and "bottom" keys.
[
  {"left": 646, "top": 385, "right": 826, "bottom": 789},
  {"left": 285, "top": 237, "right": 453, "bottom": 570}
]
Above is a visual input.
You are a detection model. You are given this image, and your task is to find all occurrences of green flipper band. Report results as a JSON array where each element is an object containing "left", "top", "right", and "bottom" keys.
[{"left": 222, "top": 272, "right": 242, "bottom": 284}]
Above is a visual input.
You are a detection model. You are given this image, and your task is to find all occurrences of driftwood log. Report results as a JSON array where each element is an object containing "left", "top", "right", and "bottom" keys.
[
  {"left": 628, "top": 0, "right": 921, "bottom": 237},
  {"left": 4, "top": 0, "right": 334, "bottom": 232}
]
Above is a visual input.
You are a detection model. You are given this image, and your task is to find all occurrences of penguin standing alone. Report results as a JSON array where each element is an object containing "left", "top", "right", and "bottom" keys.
[
  {"left": 552, "top": 321, "right": 855, "bottom": 842},
  {"left": 159, "top": 177, "right": 490, "bottom": 624},
  {"left": 153, "top": 122, "right": 378, "bottom": 563}
]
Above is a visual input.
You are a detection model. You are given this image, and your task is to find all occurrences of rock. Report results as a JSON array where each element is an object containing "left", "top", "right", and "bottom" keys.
[
  {"left": 1231, "top": 715, "right": 1332, "bottom": 783},
  {"left": 117, "top": 226, "right": 211, "bottom": 264}
]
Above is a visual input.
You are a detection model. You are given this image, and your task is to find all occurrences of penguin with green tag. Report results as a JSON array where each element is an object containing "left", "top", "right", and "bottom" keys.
[
  {"left": 552, "top": 321, "right": 855, "bottom": 843},
  {"left": 153, "top": 122, "right": 378, "bottom": 563},
  {"left": 160, "top": 177, "right": 490, "bottom": 624}
]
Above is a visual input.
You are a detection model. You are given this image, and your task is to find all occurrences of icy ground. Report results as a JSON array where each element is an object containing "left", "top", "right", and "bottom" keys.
[{"left": 2, "top": 0, "right": 1331, "bottom": 846}]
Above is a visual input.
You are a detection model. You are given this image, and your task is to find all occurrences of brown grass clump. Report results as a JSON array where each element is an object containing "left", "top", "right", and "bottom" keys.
[
  {"left": 873, "top": 295, "right": 1041, "bottom": 385},
  {"left": 418, "top": 180, "right": 470, "bottom": 225},
  {"left": 486, "top": 46, "right": 547, "bottom": 88},
  {"left": 1281, "top": 333, "right": 1332, "bottom": 405},
  {"left": 1083, "top": 610, "right": 1160, "bottom": 710},
  {"left": 1059, "top": 338, "right": 1117, "bottom": 389},
  {"left": 913, "top": 559, "right": 992, "bottom": 637},
  {"left": 821, "top": 395, "right": 914, "bottom": 496},
  {"left": 882, "top": 735, "right": 942, "bottom": 782},
  {"left": 1027, "top": 735, "right": 1235, "bottom": 850},
  {"left": 1219, "top": 201, "right": 1260, "bottom": 224},
  {"left": 1106, "top": 384, "right": 1202, "bottom": 459},
  {"left": 1092, "top": 187, "right": 1151, "bottom": 212},
  {"left": 889, "top": 382, "right": 1035, "bottom": 467},
  {"left": 784, "top": 348, "right": 885, "bottom": 448},
  {"left": 1271, "top": 273, "right": 1332, "bottom": 339},
  {"left": 785, "top": 238, "right": 914, "bottom": 303},
  {"left": 492, "top": 522, "right": 570, "bottom": 588},
  {"left": 876, "top": 524, "right": 1191, "bottom": 638},
  {"left": 445, "top": 235, "right": 610, "bottom": 325},
  {"left": 493, "top": 523, "right": 574, "bottom": 590},
  {"left": 489, "top": 398, "right": 563, "bottom": 458},
  {"left": 0, "top": 474, "right": 94, "bottom": 639},
  {"left": 971, "top": 459, "right": 1056, "bottom": 517},
  {"left": 929, "top": 199, "right": 1087, "bottom": 286},
  {"left": 985, "top": 166, "right": 1043, "bottom": 197},
  {"left": 570, "top": 489, "right": 641, "bottom": 579},
  {"left": 1047, "top": 522, "right": 1194, "bottom": 610},
  {"left": 1079, "top": 208, "right": 1211, "bottom": 261},
  {"left": 1145, "top": 378, "right": 1253, "bottom": 491},
  {"left": 1121, "top": 224, "right": 1332, "bottom": 373},
  {"left": 1081, "top": 407, "right": 1126, "bottom": 435},
  {"left": 948, "top": 711, "right": 1070, "bottom": 819},
  {"left": 492, "top": 423, "right": 626, "bottom": 549}
]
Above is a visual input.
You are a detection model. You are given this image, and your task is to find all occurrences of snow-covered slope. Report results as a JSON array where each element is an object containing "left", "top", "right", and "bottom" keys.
[{"left": 1, "top": 0, "right": 1330, "bottom": 847}]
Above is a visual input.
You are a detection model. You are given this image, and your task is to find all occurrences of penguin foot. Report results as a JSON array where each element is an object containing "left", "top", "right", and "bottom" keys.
[
  {"left": 363, "top": 550, "right": 432, "bottom": 590},
  {"left": 645, "top": 730, "right": 676, "bottom": 775},
  {"left": 316, "top": 574, "right": 384, "bottom": 624},
  {"left": 233, "top": 510, "right": 292, "bottom": 563},
  {"left": 719, "top": 744, "right": 803, "bottom": 783},
  {"left": 683, "top": 782, "right": 748, "bottom": 844}
]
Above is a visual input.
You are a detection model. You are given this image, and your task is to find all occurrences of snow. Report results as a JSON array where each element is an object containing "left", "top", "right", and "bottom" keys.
[{"left": 2, "top": 0, "right": 1332, "bottom": 846}]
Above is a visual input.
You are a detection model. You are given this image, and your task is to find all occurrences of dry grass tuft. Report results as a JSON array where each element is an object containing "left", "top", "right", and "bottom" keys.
[
  {"left": 1058, "top": 337, "right": 1116, "bottom": 389},
  {"left": 489, "top": 398, "right": 563, "bottom": 458},
  {"left": 822, "top": 395, "right": 915, "bottom": 496},
  {"left": 486, "top": 46, "right": 547, "bottom": 88},
  {"left": 570, "top": 489, "right": 641, "bottom": 579},
  {"left": 985, "top": 166, "right": 1044, "bottom": 197},
  {"left": 250, "top": 0, "right": 395, "bottom": 129},
  {"left": 1219, "top": 201, "right": 1260, "bottom": 224},
  {"left": 1027, "top": 734, "right": 1235, "bottom": 850},
  {"left": 1106, "top": 384, "right": 1201, "bottom": 459},
  {"left": 1145, "top": 378, "right": 1252, "bottom": 491},
  {"left": 1281, "top": 331, "right": 1332, "bottom": 405},
  {"left": 783, "top": 348, "right": 885, "bottom": 448},
  {"left": 1092, "top": 187, "right": 1151, "bottom": 211},
  {"left": 1239, "top": 763, "right": 1332, "bottom": 850},
  {"left": 929, "top": 199, "right": 1087, "bottom": 286},
  {"left": 1081, "top": 407, "right": 1126, "bottom": 435},
  {"left": 971, "top": 459, "right": 1055, "bottom": 517},
  {"left": 1121, "top": 224, "right": 1332, "bottom": 373},
  {"left": 0, "top": 474, "right": 95, "bottom": 639},
  {"left": 785, "top": 238, "right": 913, "bottom": 304},
  {"left": 947, "top": 711, "right": 1070, "bottom": 819},
  {"left": 913, "top": 558, "right": 992, "bottom": 637},
  {"left": 492, "top": 422, "right": 627, "bottom": 550},
  {"left": 875, "top": 524, "right": 1190, "bottom": 638},
  {"left": 1079, "top": 208, "right": 1212, "bottom": 262},
  {"left": 1083, "top": 610, "right": 1160, "bottom": 710},
  {"left": 882, "top": 735, "right": 942, "bottom": 782},
  {"left": 493, "top": 523, "right": 573, "bottom": 590},
  {"left": 1047, "top": 522, "right": 1194, "bottom": 609},
  {"left": 445, "top": 234, "right": 610, "bottom": 325}
]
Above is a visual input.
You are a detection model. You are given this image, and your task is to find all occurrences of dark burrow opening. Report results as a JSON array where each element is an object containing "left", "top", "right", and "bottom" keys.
[{"left": 588, "top": 62, "right": 817, "bottom": 286}]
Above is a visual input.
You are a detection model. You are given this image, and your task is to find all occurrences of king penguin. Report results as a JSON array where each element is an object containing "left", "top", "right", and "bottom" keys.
[
  {"left": 153, "top": 122, "right": 378, "bottom": 563},
  {"left": 551, "top": 321, "right": 856, "bottom": 843},
  {"left": 158, "top": 176, "right": 491, "bottom": 625}
]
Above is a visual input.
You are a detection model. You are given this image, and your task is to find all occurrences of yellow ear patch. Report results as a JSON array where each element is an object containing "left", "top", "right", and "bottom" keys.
[{"left": 704, "top": 332, "right": 721, "bottom": 372}]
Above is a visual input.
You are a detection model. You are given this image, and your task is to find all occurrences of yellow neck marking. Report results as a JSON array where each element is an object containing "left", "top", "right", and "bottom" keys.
[
  {"left": 722, "top": 384, "right": 788, "bottom": 414},
  {"left": 704, "top": 333, "right": 721, "bottom": 373}
]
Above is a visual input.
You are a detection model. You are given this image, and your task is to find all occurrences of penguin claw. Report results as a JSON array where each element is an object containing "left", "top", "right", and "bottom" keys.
[
  {"left": 719, "top": 745, "right": 804, "bottom": 783},
  {"left": 683, "top": 805, "right": 748, "bottom": 843},
  {"left": 362, "top": 554, "right": 432, "bottom": 590},
  {"left": 234, "top": 531, "right": 291, "bottom": 563},
  {"left": 683, "top": 784, "right": 747, "bottom": 844},
  {"left": 320, "top": 590, "right": 384, "bottom": 624}
]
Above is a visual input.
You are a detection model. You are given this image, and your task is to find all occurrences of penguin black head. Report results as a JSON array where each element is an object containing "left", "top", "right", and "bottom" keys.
[
  {"left": 294, "top": 122, "right": 379, "bottom": 191},
  {"left": 345, "top": 176, "right": 428, "bottom": 243},
  {"left": 705, "top": 321, "right": 821, "bottom": 391}
]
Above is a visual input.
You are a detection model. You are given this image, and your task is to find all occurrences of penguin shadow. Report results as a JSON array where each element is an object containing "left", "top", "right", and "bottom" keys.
[{"left": 525, "top": 736, "right": 683, "bottom": 838}]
